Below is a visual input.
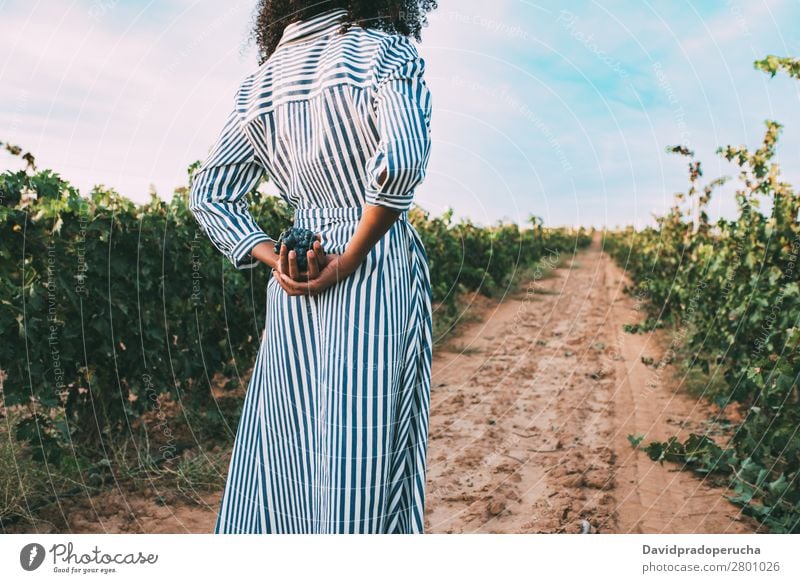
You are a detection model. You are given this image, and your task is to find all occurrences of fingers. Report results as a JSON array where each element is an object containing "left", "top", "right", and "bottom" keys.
[
  {"left": 272, "top": 269, "right": 294, "bottom": 295},
  {"left": 272, "top": 268, "right": 333, "bottom": 297},
  {"left": 288, "top": 249, "right": 300, "bottom": 280},
  {"left": 277, "top": 269, "right": 313, "bottom": 296},
  {"left": 273, "top": 269, "right": 305, "bottom": 296},
  {"left": 306, "top": 249, "right": 320, "bottom": 279},
  {"left": 312, "top": 239, "right": 327, "bottom": 268},
  {"left": 279, "top": 243, "right": 289, "bottom": 276}
]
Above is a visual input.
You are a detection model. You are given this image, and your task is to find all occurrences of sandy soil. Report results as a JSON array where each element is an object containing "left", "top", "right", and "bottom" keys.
[
  {"left": 13, "top": 234, "right": 763, "bottom": 534},
  {"left": 423, "top": 234, "right": 761, "bottom": 533}
]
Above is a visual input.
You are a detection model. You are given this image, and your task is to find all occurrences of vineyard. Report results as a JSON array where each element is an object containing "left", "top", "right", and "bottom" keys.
[
  {"left": 2, "top": 46, "right": 797, "bottom": 536},
  {"left": 605, "top": 56, "right": 800, "bottom": 533},
  {"left": 0, "top": 147, "right": 590, "bottom": 529}
]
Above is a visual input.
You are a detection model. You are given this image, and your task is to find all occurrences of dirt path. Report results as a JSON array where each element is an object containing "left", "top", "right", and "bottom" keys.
[
  {"left": 25, "top": 235, "right": 761, "bottom": 534},
  {"left": 424, "top": 234, "right": 760, "bottom": 533}
]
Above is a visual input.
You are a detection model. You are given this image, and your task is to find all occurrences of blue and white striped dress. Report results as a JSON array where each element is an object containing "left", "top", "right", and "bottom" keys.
[{"left": 189, "top": 8, "right": 433, "bottom": 534}]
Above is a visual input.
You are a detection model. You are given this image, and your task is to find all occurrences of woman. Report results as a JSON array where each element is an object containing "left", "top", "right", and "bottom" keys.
[{"left": 189, "top": 0, "right": 436, "bottom": 534}]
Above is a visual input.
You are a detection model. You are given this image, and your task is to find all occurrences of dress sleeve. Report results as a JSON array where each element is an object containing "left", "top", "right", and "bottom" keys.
[
  {"left": 189, "top": 93, "right": 271, "bottom": 270},
  {"left": 364, "top": 37, "right": 433, "bottom": 212}
]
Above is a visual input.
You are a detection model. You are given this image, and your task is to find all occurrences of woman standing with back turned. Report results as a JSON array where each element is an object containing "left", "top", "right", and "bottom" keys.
[{"left": 189, "top": 0, "right": 437, "bottom": 533}]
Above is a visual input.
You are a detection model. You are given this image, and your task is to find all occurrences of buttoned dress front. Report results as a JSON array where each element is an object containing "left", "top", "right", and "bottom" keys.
[{"left": 189, "top": 8, "right": 433, "bottom": 534}]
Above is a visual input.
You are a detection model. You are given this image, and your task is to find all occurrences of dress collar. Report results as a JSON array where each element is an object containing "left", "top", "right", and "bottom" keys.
[{"left": 277, "top": 8, "right": 349, "bottom": 46}]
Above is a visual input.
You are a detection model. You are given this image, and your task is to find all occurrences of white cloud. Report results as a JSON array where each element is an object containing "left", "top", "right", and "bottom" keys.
[
  {"left": 1, "top": 0, "right": 798, "bottom": 227},
  {"left": 1, "top": 0, "right": 256, "bottom": 199}
]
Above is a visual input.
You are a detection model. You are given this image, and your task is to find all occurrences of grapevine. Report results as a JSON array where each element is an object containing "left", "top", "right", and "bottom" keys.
[
  {"left": 0, "top": 145, "right": 590, "bottom": 526},
  {"left": 607, "top": 54, "right": 800, "bottom": 534}
]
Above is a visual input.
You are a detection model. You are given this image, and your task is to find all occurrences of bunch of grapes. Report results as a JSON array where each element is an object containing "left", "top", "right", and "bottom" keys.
[{"left": 273, "top": 227, "right": 319, "bottom": 271}]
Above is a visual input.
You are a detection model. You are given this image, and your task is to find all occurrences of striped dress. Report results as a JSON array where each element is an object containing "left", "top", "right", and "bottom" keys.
[{"left": 189, "top": 8, "right": 433, "bottom": 534}]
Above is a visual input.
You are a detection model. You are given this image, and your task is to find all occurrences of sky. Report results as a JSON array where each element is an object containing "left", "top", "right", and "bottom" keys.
[{"left": 1, "top": 0, "right": 799, "bottom": 229}]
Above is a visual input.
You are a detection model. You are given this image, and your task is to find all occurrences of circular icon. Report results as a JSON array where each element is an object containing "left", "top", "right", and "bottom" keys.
[{"left": 20, "top": 543, "right": 46, "bottom": 571}]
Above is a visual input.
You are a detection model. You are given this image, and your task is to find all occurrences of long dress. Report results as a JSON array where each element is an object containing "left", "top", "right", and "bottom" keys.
[{"left": 189, "top": 8, "right": 433, "bottom": 534}]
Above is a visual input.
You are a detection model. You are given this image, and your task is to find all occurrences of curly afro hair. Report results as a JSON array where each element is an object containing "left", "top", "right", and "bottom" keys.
[{"left": 250, "top": 0, "right": 438, "bottom": 64}]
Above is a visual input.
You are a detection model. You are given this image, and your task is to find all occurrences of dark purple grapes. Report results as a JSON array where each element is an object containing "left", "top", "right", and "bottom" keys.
[{"left": 274, "top": 227, "right": 318, "bottom": 271}]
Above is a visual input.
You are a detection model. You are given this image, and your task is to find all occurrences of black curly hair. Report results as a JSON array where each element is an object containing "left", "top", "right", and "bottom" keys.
[{"left": 250, "top": 0, "right": 438, "bottom": 65}]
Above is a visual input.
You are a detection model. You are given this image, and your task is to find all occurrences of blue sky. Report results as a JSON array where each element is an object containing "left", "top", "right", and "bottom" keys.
[{"left": 1, "top": 0, "right": 799, "bottom": 228}]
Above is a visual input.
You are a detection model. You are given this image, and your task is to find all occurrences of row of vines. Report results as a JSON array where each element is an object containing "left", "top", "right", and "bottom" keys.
[
  {"left": 0, "top": 145, "right": 590, "bottom": 524},
  {"left": 605, "top": 56, "right": 800, "bottom": 533}
]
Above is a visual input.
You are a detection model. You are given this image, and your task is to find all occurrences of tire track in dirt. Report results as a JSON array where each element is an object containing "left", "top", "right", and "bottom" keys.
[
  {"left": 601, "top": 240, "right": 763, "bottom": 534},
  {"left": 424, "top": 239, "right": 617, "bottom": 533},
  {"left": 423, "top": 234, "right": 761, "bottom": 534}
]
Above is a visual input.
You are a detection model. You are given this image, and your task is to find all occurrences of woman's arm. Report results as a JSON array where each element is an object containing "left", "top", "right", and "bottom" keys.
[
  {"left": 189, "top": 92, "right": 273, "bottom": 270},
  {"left": 272, "top": 170, "right": 401, "bottom": 295},
  {"left": 275, "top": 37, "right": 432, "bottom": 296},
  {"left": 340, "top": 195, "right": 401, "bottom": 271},
  {"left": 251, "top": 168, "right": 390, "bottom": 270},
  {"left": 262, "top": 166, "right": 391, "bottom": 272},
  {"left": 363, "top": 37, "right": 432, "bottom": 211},
  {"left": 250, "top": 241, "right": 281, "bottom": 270}
]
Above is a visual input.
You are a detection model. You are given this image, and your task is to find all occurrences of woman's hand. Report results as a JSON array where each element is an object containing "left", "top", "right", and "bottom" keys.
[
  {"left": 272, "top": 252, "right": 359, "bottom": 296},
  {"left": 276, "top": 235, "right": 328, "bottom": 282},
  {"left": 267, "top": 203, "right": 402, "bottom": 297},
  {"left": 251, "top": 235, "right": 330, "bottom": 284}
]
